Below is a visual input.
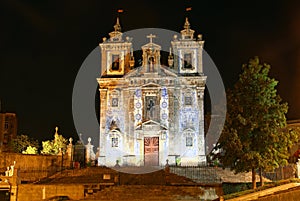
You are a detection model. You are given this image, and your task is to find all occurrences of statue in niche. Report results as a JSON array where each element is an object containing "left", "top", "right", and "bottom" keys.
[
  {"left": 148, "top": 56, "right": 155, "bottom": 72},
  {"left": 147, "top": 98, "right": 155, "bottom": 119},
  {"left": 110, "top": 118, "right": 120, "bottom": 131}
]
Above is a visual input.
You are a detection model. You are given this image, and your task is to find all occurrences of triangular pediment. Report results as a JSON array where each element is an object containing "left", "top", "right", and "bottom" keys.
[
  {"left": 141, "top": 120, "right": 168, "bottom": 130},
  {"left": 142, "top": 82, "right": 161, "bottom": 87},
  {"left": 142, "top": 120, "right": 160, "bottom": 126},
  {"left": 124, "top": 65, "right": 178, "bottom": 78},
  {"left": 142, "top": 42, "right": 161, "bottom": 50}
]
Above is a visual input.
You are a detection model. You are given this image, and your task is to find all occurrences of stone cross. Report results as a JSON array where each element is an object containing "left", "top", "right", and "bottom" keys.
[{"left": 147, "top": 34, "right": 156, "bottom": 43}]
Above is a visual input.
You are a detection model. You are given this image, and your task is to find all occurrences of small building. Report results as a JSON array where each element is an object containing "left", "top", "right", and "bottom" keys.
[{"left": 0, "top": 113, "right": 17, "bottom": 152}]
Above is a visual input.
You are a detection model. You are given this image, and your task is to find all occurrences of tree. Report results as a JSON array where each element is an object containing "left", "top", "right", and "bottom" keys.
[
  {"left": 9, "top": 134, "right": 39, "bottom": 153},
  {"left": 217, "top": 57, "right": 298, "bottom": 189},
  {"left": 41, "top": 127, "right": 68, "bottom": 155},
  {"left": 22, "top": 146, "right": 38, "bottom": 154}
]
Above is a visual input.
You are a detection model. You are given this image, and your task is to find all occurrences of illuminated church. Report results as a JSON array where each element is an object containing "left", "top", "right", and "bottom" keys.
[{"left": 97, "top": 17, "right": 207, "bottom": 167}]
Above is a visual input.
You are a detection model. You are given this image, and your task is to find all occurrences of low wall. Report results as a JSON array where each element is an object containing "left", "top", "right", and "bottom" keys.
[
  {"left": 256, "top": 187, "right": 300, "bottom": 201},
  {"left": 0, "top": 153, "right": 59, "bottom": 170},
  {"left": 0, "top": 153, "right": 72, "bottom": 182},
  {"left": 17, "top": 184, "right": 85, "bottom": 201}
]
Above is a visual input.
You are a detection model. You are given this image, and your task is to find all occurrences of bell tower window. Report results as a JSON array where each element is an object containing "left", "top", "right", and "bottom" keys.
[
  {"left": 111, "top": 54, "right": 120, "bottom": 71},
  {"left": 184, "top": 53, "right": 192, "bottom": 69}
]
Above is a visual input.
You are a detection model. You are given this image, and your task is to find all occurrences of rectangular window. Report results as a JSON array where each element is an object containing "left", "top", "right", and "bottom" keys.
[
  {"left": 112, "top": 138, "right": 118, "bottom": 147},
  {"left": 186, "top": 136, "right": 193, "bottom": 147},
  {"left": 184, "top": 97, "right": 192, "bottom": 106}
]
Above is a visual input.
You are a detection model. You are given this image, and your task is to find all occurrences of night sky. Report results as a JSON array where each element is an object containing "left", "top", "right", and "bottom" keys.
[{"left": 1, "top": 0, "right": 300, "bottom": 143}]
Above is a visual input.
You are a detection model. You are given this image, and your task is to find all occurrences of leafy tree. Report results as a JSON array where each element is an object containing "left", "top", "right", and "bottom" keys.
[
  {"left": 9, "top": 134, "right": 39, "bottom": 153},
  {"left": 41, "top": 127, "right": 68, "bottom": 155},
  {"left": 22, "top": 146, "right": 38, "bottom": 154},
  {"left": 217, "top": 57, "right": 299, "bottom": 189}
]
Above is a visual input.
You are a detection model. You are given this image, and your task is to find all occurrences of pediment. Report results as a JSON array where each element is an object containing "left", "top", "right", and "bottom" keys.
[
  {"left": 142, "top": 42, "right": 161, "bottom": 49},
  {"left": 141, "top": 120, "right": 168, "bottom": 131},
  {"left": 183, "top": 128, "right": 196, "bottom": 133},
  {"left": 142, "top": 82, "right": 161, "bottom": 87},
  {"left": 143, "top": 120, "right": 160, "bottom": 126},
  {"left": 124, "top": 65, "right": 178, "bottom": 79}
]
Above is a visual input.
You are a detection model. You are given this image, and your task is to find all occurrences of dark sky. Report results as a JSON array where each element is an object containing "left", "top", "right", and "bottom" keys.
[{"left": 0, "top": 0, "right": 300, "bottom": 142}]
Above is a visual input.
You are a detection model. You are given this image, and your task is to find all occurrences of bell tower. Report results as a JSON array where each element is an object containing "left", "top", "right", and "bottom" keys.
[
  {"left": 141, "top": 34, "right": 161, "bottom": 73},
  {"left": 171, "top": 17, "right": 204, "bottom": 75},
  {"left": 99, "top": 17, "right": 134, "bottom": 76}
]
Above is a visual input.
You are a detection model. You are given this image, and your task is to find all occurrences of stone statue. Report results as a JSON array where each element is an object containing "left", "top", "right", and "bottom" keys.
[{"left": 147, "top": 99, "right": 155, "bottom": 119}]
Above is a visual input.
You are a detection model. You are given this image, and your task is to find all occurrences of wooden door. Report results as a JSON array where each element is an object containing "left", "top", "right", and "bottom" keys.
[{"left": 144, "top": 137, "right": 159, "bottom": 166}]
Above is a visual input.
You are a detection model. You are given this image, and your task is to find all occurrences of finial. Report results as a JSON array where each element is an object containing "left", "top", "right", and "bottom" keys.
[
  {"left": 184, "top": 17, "right": 190, "bottom": 30},
  {"left": 79, "top": 133, "right": 83, "bottom": 143},
  {"left": 113, "top": 17, "right": 121, "bottom": 32},
  {"left": 88, "top": 137, "right": 91, "bottom": 144},
  {"left": 198, "top": 34, "right": 202, "bottom": 40},
  {"left": 55, "top": 126, "right": 58, "bottom": 134}
]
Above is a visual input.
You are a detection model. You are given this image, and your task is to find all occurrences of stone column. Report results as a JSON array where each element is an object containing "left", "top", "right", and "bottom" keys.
[
  {"left": 99, "top": 89, "right": 108, "bottom": 165},
  {"left": 197, "top": 86, "right": 206, "bottom": 164}
]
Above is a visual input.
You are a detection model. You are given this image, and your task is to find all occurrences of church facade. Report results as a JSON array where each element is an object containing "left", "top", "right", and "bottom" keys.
[{"left": 97, "top": 17, "right": 207, "bottom": 167}]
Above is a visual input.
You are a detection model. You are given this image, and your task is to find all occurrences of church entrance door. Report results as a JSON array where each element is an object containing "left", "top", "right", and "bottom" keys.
[{"left": 144, "top": 137, "right": 159, "bottom": 166}]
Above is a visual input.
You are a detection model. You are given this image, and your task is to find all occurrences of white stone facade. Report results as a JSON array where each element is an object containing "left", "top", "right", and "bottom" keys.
[{"left": 97, "top": 18, "right": 207, "bottom": 167}]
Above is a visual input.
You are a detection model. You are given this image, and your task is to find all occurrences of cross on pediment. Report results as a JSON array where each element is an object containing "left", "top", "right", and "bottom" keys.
[{"left": 147, "top": 34, "right": 156, "bottom": 43}]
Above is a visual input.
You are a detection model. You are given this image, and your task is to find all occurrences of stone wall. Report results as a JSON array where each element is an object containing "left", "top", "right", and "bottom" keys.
[
  {"left": 256, "top": 187, "right": 300, "bottom": 201},
  {"left": 17, "top": 184, "right": 84, "bottom": 201},
  {"left": 0, "top": 153, "right": 62, "bottom": 182}
]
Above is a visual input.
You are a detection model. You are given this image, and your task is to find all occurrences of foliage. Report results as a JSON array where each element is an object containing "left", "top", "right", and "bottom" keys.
[
  {"left": 22, "top": 146, "right": 38, "bottom": 154},
  {"left": 9, "top": 134, "right": 39, "bottom": 153},
  {"left": 41, "top": 131, "right": 68, "bottom": 155},
  {"left": 217, "top": 56, "right": 299, "bottom": 188}
]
